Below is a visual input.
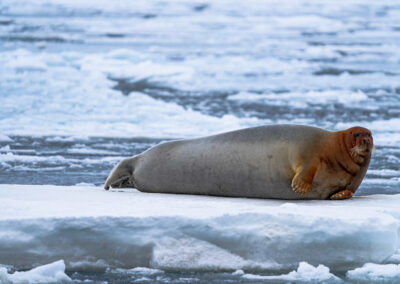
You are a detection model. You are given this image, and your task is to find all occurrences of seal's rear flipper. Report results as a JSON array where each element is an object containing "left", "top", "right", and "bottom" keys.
[
  {"left": 104, "top": 157, "right": 137, "bottom": 190},
  {"left": 105, "top": 175, "right": 131, "bottom": 189}
]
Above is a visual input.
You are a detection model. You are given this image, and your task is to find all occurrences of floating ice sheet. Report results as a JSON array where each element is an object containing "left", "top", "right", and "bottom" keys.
[
  {"left": 0, "top": 260, "right": 71, "bottom": 284},
  {"left": 0, "top": 184, "right": 399, "bottom": 273},
  {"left": 242, "top": 262, "right": 340, "bottom": 282},
  {"left": 347, "top": 263, "right": 400, "bottom": 282}
]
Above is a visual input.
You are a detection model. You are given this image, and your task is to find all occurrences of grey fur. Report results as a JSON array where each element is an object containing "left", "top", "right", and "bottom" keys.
[{"left": 104, "top": 125, "right": 363, "bottom": 200}]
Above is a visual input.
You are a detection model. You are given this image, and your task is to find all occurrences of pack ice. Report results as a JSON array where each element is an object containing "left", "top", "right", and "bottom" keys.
[{"left": 0, "top": 184, "right": 399, "bottom": 274}]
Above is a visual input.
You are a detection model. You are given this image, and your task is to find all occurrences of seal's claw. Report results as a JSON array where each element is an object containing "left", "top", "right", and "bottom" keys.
[
  {"left": 291, "top": 177, "right": 312, "bottom": 195},
  {"left": 330, "top": 189, "right": 353, "bottom": 200}
]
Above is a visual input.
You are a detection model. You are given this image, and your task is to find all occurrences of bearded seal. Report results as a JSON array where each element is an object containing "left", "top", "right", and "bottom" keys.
[{"left": 104, "top": 125, "right": 373, "bottom": 200}]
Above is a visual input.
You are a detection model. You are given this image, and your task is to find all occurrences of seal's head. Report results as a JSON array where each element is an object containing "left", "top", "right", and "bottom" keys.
[{"left": 344, "top": 126, "right": 373, "bottom": 162}]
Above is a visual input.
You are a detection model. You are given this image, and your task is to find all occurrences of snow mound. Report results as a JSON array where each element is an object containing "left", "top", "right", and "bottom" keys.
[
  {"left": 347, "top": 263, "right": 400, "bottom": 282},
  {"left": 242, "top": 262, "right": 340, "bottom": 282},
  {"left": 0, "top": 185, "right": 399, "bottom": 272},
  {"left": 0, "top": 260, "right": 70, "bottom": 284}
]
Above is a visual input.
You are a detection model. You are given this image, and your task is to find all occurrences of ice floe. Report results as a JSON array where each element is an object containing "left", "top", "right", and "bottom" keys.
[
  {"left": 0, "top": 260, "right": 71, "bottom": 284},
  {"left": 0, "top": 135, "right": 12, "bottom": 143},
  {"left": 347, "top": 263, "right": 400, "bottom": 282},
  {"left": 228, "top": 90, "right": 368, "bottom": 106},
  {"left": 242, "top": 262, "right": 340, "bottom": 282},
  {"left": 0, "top": 45, "right": 399, "bottom": 140},
  {"left": 0, "top": 184, "right": 399, "bottom": 273},
  {"left": 0, "top": 48, "right": 261, "bottom": 139}
]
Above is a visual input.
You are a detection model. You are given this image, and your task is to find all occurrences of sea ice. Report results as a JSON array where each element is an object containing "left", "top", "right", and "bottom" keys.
[
  {"left": 0, "top": 48, "right": 261, "bottom": 139},
  {"left": 0, "top": 135, "right": 12, "bottom": 142},
  {"left": 347, "top": 263, "right": 400, "bottom": 282},
  {"left": 112, "top": 267, "right": 164, "bottom": 276},
  {"left": 242, "top": 262, "right": 340, "bottom": 282},
  {"left": 0, "top": 184, "right": 399, "bottom": 273},
  {"left": 387, "top": 249, "right": 400, "bottom": 264},
  {"left": 0, "top": 260, "right": 71, "bottom": 284},
  {"left": 228, "top": 90, "right": 368, "bottom": 106}
]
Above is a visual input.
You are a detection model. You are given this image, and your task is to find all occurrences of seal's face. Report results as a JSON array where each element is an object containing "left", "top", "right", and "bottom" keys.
[{"left": 346, "top": 127, "right": 373, "bottom": 158}]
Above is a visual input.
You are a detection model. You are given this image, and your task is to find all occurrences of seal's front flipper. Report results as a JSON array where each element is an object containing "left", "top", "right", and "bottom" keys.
[
  {"left": 330, "top": 189, "right": 353, "bottom": 200},
  {"left": 291, "top": 176, "right": 312, "bottom": 195},
  {"left": 291, "top": 165, "right": 317, "bottom": 195},
  {"left": 104, "top": 157, "right": 137, "bottom": 190}
]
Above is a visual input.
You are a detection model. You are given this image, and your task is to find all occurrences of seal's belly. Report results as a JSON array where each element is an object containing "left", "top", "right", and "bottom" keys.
[{"left": 134, "top": 140, "right": 296, "bottom": 198}]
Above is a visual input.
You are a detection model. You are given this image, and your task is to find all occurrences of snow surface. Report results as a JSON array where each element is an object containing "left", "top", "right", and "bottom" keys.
[{"left": 0, "top": 184, "right": 399, "bottom": 273}]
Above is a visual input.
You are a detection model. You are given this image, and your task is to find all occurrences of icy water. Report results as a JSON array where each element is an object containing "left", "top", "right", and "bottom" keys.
[
  {"left": 68, "top": 269, "right": 310, "bottom": 284},
  {"left": 1, "top": 0, "right": 400, "bottom": 282},
  {"left": 68, "top": 269, "right": 348, "bottom": 284}
]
